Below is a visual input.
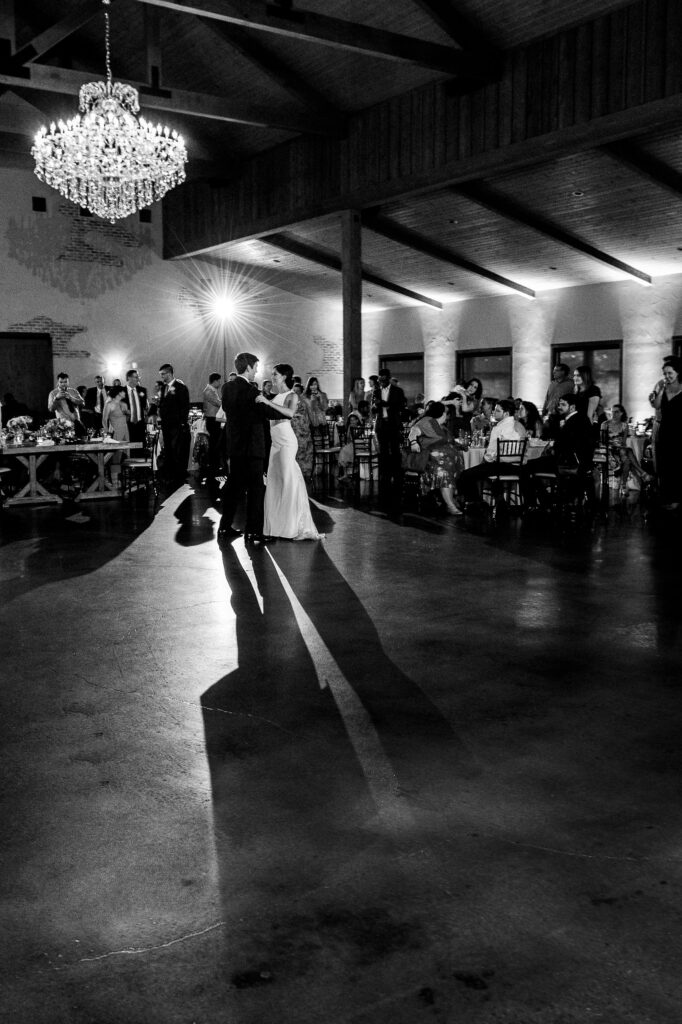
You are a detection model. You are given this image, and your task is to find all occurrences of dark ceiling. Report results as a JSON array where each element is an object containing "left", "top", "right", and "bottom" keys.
[{"left": 2, "top": 0, "right": 682, "bottom": 309}]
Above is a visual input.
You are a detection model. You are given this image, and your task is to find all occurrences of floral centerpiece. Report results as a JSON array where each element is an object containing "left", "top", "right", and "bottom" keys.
[
  {"left": 41, "top": 418, "right": 75, "bottom": 443},
  {"left": 1, "top": 416, "right": 34, "bottom": 445}
]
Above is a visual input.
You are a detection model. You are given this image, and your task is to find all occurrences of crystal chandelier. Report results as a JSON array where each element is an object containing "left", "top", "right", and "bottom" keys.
[{"left": 32, "top": 0, "right": 187, "bottom": 223}]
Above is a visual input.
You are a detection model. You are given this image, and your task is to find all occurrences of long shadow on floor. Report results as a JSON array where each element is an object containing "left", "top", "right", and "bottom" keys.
[{"left": 200, "top": 542, "right": 475, "bottom": 1015}]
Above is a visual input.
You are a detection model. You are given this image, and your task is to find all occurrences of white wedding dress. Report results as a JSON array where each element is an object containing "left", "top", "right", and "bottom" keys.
[{"left": 264, "top": 391, "right": 321, "bottom": 540}]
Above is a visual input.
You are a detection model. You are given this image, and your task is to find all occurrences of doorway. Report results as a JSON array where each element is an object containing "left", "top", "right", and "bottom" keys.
[{"left": 0, "top": 333, "right": 53, "bottom": 425}]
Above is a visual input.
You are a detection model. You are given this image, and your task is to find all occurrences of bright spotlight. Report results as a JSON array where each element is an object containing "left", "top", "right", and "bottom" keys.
[{"left": 212, "top": 294, "right": 239, "bottom": 322}]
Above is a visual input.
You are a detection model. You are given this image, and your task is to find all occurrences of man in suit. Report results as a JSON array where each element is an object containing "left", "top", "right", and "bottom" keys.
[
  {"left": 522, "top": 394, "right": 596, "bottom": 505},
  {"left": 371, "top": 367, "right": 407, "bottom": 506},
  {"left": 84, "top": 374, "right": 107, "bottom": 429},
  {"left": 218, "top": 352, "right": 284, "bottom": 548},
  {"left": 124, "top": 369, "right": 148, "bottom": 444},
  {"left": 157, "top": 362, "right": 190, "bottom": 489}
]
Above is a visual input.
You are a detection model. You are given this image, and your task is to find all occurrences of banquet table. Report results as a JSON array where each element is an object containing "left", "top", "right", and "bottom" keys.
[
  {"left": 0, "top": 440, "right": 142, "bottom": 506},
  {"left": 462, "top": 440, "right": 548, "bottom": 470}
]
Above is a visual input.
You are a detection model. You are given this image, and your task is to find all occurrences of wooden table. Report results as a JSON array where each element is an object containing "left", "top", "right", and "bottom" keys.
[{"left": 0, "top": 440, "right": 142, "bottom": 506}]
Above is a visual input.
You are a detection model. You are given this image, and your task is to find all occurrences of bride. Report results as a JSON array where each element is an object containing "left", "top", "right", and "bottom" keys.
[{"left": 256, "top": 364, "right": 321, "bottom": 541}]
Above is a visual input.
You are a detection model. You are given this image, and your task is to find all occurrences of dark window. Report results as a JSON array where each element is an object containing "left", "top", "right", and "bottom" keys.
[
  {"left": 457, "top": 348, "right": 512, "bottom": 400},
  {"left": 551, "top": 341, "right": 622, "bottom": 410},
  {"left": 139, "top": 208, "right": 152, "bottom": 223},
  {"left": 379, "top": 352, "right": 423, "bottom": 404},
  {"left": 32, "top": 196, "right": 47, "bottom": 212}
]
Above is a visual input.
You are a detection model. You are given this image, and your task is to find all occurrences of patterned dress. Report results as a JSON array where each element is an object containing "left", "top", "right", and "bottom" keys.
[
  {"left": 413, "top": 417, "right": 463, "bottom": 494},
  {"left": 291, "top": 394, "right": 313, "bottom": 480}
]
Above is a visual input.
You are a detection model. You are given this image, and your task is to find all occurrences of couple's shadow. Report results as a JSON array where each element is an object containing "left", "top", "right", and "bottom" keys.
[{"left": 200, "top": 542, "right": 475, "bottom": 1008}]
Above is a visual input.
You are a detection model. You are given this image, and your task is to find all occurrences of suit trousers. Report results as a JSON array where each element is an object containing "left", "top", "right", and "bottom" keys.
[{"left": 220, "top": 456, "right": 265, "bottom": 535}]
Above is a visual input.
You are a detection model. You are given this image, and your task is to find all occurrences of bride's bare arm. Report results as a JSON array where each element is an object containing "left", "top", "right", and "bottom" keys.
[{"left": 255, "top": 393, "right": 296, "bottom": 419}]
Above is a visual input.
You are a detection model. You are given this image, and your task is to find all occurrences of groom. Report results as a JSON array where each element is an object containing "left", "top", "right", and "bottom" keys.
[{"left": 218, "top": 351, "right": 276, "bottom": 549}]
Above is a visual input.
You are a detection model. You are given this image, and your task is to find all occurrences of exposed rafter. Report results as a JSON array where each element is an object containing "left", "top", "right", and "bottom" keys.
[
  {"left": 3, "top": 0, "right": 101, "bottom": 71},
  {"left": 453, "top": 182, "right": 652, "bottom": 287},
  {"left": 410, "top": 0, "right": 499, "bottom": 56},
  {"left": 262, "top": 232, "right": 444, "bottom": 309},
  {"left": 601, "top": 140, "right": 682, "bottom": 199},
  {"left": 199, "top": 18, "right": 344, "bottom": 126},
  {"left": 363, "top": 212, "right": 536, "bottom": 299},
  {"left": 136, "top": 0, "right": 495, "bottom": 76},
  {"left": 0, "top": 63, "right": 342, "bottom": 137}
]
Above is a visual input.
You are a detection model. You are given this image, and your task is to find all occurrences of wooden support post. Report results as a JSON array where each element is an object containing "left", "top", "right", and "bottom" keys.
[
  {"left": 341, "top": 209, "right": 362, "bottom": 412},
  {"left": 145, "top": 5, "right": 162, "bottom": 90}
]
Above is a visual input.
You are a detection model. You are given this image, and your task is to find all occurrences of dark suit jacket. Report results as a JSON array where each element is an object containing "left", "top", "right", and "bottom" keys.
[
  {"left": 372, "top": 383, "right": 407, "bottom": 428},
  {"left": 159, "top": 379, "right": 190, "bottom": 428},
  {"left": 85, "top": 386, "right": 107, "bottom": 413},
  {"left": 555, "top": 412, "right": 595, "bottom": 469},
  {"left": 222, "top": 377, "right": 268, "bottom": 460},
  {"left": 124, "top": 384, "right": 148, "bottom": 420}
]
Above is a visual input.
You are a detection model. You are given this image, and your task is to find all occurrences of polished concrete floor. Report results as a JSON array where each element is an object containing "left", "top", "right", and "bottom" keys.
[{"left": 1, "top": 483, "right": 682, "bottom": 1024}]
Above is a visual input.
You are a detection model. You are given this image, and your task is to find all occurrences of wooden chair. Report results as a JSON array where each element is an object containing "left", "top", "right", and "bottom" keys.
[
  {"left": 120, "top": 430, "right": 158, "bottom": 499},
  {"left": 349, "top": 426, "right": 378, "bottom": 492},
  {"left": 310, "top": 424, "right": 341, "bottom": 494},
  {"left": 483, "top": 437, "right": 528, "bottom": 515}
]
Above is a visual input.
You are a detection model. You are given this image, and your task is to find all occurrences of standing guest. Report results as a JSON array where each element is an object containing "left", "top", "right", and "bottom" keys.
[
  {"left": 304, "top": 376, "right": 329, "bottom": 427},
  {"left": 112, "top": 378, "right": 122, "bottom": 388},
  {"left": 460, "top": 378, "right": 483, "bottom": 423},
  {"left": 457, "top": 399, "right": 520, "bottom": 504},
  {"left": 650, "top": 356, "right": 682, "bottom": 510},
  {"left": 347, "top": 377, "right": 366, "bottom": 414},
  {"left": 157, "top": 363, "right": 191, "bottom": 489},
  {"left": 371, "top": 367, "right": 407, "bottom": 505},
  {"left": 262, "top": 379, "right": 274, "bottom": 399},
  {"left": 542, "top": 363, "right": 573, "bottom": 421},
  {"left": 364, "top": 375, "right": 379, "bottom": 403},
  {"left": 573, "top": 365, "right": 602, "bottom": 426},
  {"left": 218, "top": 352, "right": 274, "bottom": 548},
  {"left": 102, "top": 385, "right": 130, "bottom": 488},
  {"left": 48, "top": 372, "right": 86, "bottom": 435},
  {"left": 441, "top": 390, "right": 468, "bottom": 436},
  {"left": 600, "top": 403, "right": 643, "bottom": 492},
  {"left": 85, "top": 374, "right": 108, "bottom": 428},
  {"left": 255, "top": 364, "right": 321, "bottom": 541},
  {"left": 337, "top": 400, "right": 371, "bottom": 480},
  {"left": 202, "top": 372, "right": 223, "bottom": 484},
  {"left": 291, "top": 384, "right": 314, "bottom": 481},
  {"left": 125, "top": 369, "right": 148, "bottom": 444}
]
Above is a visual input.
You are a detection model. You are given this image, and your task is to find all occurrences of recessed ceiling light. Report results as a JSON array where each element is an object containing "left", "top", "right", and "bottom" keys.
[
  {"left": 273, "top": 258, "right": 281, "bottom": 263},
  {"left": 572, "top": 190, "right": 584, "bottom": 197},
  {"left": 549, "top": 266, "right": 557, "bottom": 270}
]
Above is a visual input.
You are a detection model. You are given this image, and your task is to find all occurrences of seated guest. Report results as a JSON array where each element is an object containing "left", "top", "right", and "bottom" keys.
[
  {"left": 522, "top": 394, "right": 596, "bottom": 505},
  {"left": 601, "top": 403, "right": 645, "bottom": 490},
  {"left": 457, "top": 399, "right": 521, "bottom": 504},
  {"left": 408, "top": 401, "right": 463, "bottom": 515},
  {"left": 517, "top": 400, "right": 543, "bottom": 438},
  {"left": 471, "top": 396, "right": 496, "bottom": 438}
]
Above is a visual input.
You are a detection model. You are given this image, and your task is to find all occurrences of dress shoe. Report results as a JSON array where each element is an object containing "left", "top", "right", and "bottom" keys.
[
  {"left": 217, "top": 526, "right": 242, "bottom": 545},
  {"left": 245, "top": 533, "right": 267, "bottom": 547}
]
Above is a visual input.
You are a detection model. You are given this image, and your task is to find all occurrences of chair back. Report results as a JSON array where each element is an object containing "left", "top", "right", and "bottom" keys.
[
  {"left": 351, "top": 425, "right": 375, "bottom": 454},
  {"left": 496, "top": 438, "right": 527, "bottom": 464}
]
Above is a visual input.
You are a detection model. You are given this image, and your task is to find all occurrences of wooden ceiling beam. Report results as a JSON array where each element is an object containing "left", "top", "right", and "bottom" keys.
[
  {"left": 145, "top": 5, "right": 163, "bottom": 91},
  {"left": 600, "top": 140, "right": 682, "bottom": 199},
  {"left": 453, "top": 182, "right": 652, "bottom": 287},
  {"left": 136, "top": 0, "right": 494, "bottom": 76},
  {"left": 199, "top": 18, "right": 344, "bottom": 126},
  {"left": 363, "top": 212, "right": 535, "bottom": 299},
  {"left": 0, "top": 62, "right": 340, "bottom": 136},
  {"left": 262, "top": 232, "right": 444, "bottom": 308},
  {"left": 3, "top": 0, "right": 102, "bottom": 71},
  {"left": 410, "top": 0, "right": 499, "bottom": 57}
]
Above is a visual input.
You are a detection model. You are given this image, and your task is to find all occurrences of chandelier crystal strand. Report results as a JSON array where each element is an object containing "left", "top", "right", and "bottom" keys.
[{"left": 32, "top": 0, "right": 186, "bottom": 223}]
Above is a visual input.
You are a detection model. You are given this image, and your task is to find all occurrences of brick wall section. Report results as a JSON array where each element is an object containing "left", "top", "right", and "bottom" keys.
[{"left": 7, "top": 316, "right": 89, "bottom": 359}]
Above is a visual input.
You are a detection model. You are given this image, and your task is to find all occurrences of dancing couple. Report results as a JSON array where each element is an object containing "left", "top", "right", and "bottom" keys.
[{"left": 217, "top": 353, "right": 321, "bottom": 548}]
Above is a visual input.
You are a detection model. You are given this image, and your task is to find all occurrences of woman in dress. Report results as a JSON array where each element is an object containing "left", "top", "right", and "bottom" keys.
[
  {"left": 460, "top": 378, "right": 483, "bottom": 424},
  {"left": 408, "top": 401, "right": 464, "bottom": 515},
  {"left": 304, "top": 376, "right": 329, "bottom": 427},
  {"left": 573, "top": 365, "right": 602, "bottom": 426},
  {"left": 256, "top": 365, "right": 321, "bottom": 540},
  {"left": 102, "top": 385, "right": 130, "bottom": 488},
  {"left": 290, "top": 382, "right": 314, "bottom": 481},
  {"left": 651, "top": 356, "right": 682, "bottom": 510},
  {"left": 518, "top": 400, "right": 543, "bottom": 438},
  {"left": 347, "top": 377, "right": 366, "bottom": 415}
]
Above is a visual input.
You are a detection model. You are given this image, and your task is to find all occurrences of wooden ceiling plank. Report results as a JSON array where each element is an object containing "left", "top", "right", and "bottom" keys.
[
  {"left": 410, "top": 0, "right": 499, "bottom": 58},
  {"left": 0, "top": 62, "right": 339, "bottom": 135},
  {"left": 136, "top": 0, "right": 491, "bottom": 76},
  {"left": 601, "top": 140, "right": 682, "bottom": 198},
  {"left": 7, "top": 0, "right": 102, "bottom": 68},
  {"left": 262, "top": 231, "right": 443, "bottom": 308},
  {"left": 199, "top": 18, "right": 343, "bottom": 123},
  {"left": 453, "top": 181, "right": 652, "bottom": 286},
  {"left": 363, "top": 212, "right": 536, "bottom": 298}
]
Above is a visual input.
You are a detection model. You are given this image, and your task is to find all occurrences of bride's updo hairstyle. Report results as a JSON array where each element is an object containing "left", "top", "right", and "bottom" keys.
[{"left": 274, "top": 363, "right": 294, "bottom": 388}]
